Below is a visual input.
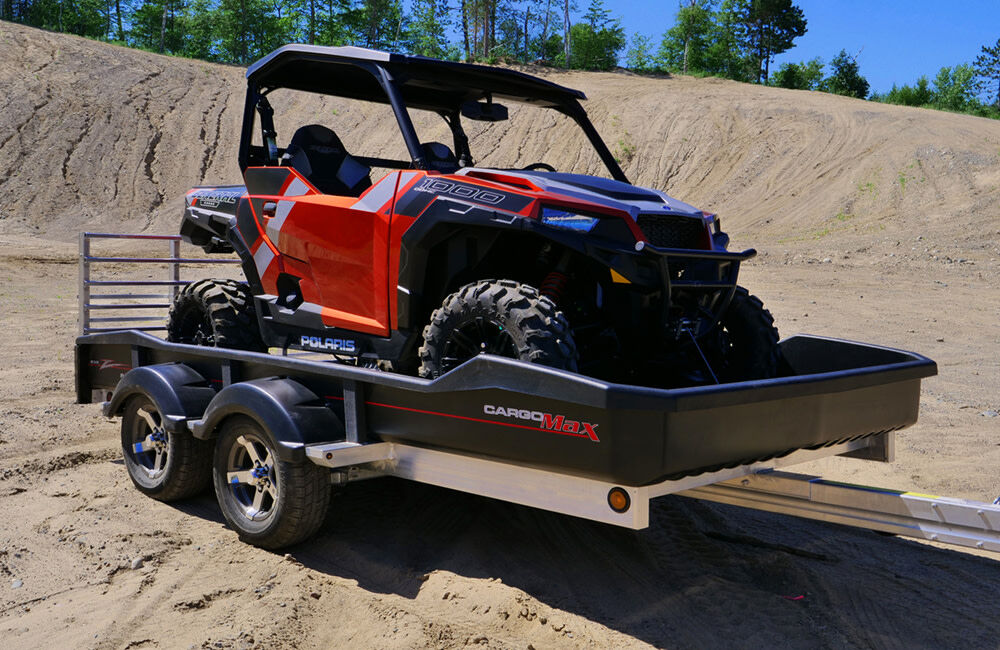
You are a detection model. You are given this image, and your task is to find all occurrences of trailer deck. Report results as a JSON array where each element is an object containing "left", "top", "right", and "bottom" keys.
[{"left": 74, "top": 232, "right": 1000, "bottom": 553}]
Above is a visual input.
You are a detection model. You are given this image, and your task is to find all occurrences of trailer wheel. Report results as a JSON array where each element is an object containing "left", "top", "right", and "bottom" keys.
[
  {"left": 212, "top": 416, "right": 330, "bottom": 549},
  {"left": 121, "top": 395, "right": 212, "bottom": 501},
  {"left": 716, "top": 286, "right": 781, "bottom": 381},
  {"left": 418, "top": 279, "right": 579, "bottom": 378},
  {"left": 167, "top": 279, "right": 265, "bottom": 351}
]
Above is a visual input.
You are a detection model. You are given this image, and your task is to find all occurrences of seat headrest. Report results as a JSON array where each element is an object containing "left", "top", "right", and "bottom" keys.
[
  {"left": 288, "top": 124, "right": 345, "bottom": 154},
  {"left": 421, "top": 142, "right": 459, "bottom": 173}
]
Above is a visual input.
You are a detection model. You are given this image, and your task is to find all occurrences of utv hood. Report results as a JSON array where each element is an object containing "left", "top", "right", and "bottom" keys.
[{"left": 456, "top": 168, "right": 705, "bottom": 218}]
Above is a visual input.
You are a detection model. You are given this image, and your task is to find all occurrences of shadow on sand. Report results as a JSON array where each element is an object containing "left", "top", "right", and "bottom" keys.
[{"left": 168, "top": 475, "right": 1000, "bottom": 647}]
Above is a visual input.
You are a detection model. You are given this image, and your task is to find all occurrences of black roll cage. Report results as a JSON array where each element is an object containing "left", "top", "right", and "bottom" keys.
[{"left": 237, "top": 46, "right": 629, "bottom": 184}]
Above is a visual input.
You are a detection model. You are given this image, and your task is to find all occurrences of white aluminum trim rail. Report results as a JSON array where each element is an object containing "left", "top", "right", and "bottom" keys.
[
  {"left": 306, "top": 434, "right": 1000, "bottom": 554},
  {"left": 305, "top": 438, "right": 877, "bottom": 530}
]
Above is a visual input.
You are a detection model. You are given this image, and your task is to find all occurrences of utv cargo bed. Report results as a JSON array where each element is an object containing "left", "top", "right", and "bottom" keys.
[{"left": 76, "top": 330, "right": 936, "bottom": 486}]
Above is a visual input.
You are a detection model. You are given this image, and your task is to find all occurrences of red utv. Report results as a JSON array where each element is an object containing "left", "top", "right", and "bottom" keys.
[{"left": 173, "top": 45, "right": 778, "bottom": 388}]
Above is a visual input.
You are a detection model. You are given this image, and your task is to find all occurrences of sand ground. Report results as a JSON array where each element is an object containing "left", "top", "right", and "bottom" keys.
[{"left": 2, "top": 21, "right": 999, "bottom": 650}]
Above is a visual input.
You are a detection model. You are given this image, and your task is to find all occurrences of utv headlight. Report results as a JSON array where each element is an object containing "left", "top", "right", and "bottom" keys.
[{"left": 540, "top": 207, "right": 599, "bottom": 232}]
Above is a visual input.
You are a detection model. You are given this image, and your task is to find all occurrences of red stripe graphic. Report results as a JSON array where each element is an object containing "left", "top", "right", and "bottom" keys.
[{"left": 322, "top": 395, "right": 594, "bottom": 440}]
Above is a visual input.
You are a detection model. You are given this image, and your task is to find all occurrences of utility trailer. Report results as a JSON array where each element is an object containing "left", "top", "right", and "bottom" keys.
[{"left": 75, "top": 234, "right": 1000, "bottom": 552}]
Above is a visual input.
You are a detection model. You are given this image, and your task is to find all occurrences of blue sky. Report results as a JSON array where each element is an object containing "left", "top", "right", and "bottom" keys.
[{"left": 614, "top": 0, "right": 1000, "bottom": 93}]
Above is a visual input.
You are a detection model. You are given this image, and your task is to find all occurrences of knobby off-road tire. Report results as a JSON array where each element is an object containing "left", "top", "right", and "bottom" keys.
[
  {"left": 717, "top": 286, "right": 781, "bottom": 382},
  {"left": 212, "top": 416, "right": 331, "bottom": 549},
  {"left": 418, "top": 279, "right": 579, "bottom": 378},
  {"left": 167, "top": 279, "right": 266, "bottom": 351},
  {"left": 121, "top": 394, "right": 213, "bottom": 501}
]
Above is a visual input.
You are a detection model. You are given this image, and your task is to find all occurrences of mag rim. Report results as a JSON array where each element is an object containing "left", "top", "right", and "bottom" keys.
[
  {"left": 224, "top": 432, "right": 279, "bottom": 522},
  {"left": 441, "top": 315, "right": 518, "bottom": 372},
  {"left": 126, "top": 402, "right": 169, "bottom": 481}
]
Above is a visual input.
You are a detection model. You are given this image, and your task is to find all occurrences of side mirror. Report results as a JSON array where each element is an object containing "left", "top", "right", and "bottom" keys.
[{"left": 461, "top": 100, "right": 509, "bottom": 122}]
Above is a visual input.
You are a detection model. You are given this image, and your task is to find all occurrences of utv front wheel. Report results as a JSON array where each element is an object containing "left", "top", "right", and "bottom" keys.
[
  {"left": 167, "top": 279, "right": 265, "bottom": 351},
  {"left": 715, "top": 286, "right": 781, "bottom": 381},
  {"left": 418, "top": 279, "right": 579, "bottom": 378}
]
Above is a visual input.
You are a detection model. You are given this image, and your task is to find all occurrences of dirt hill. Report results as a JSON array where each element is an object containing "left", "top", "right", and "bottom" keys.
[
  {"left": 2, "top": 20, "right": 1000, "bottom": 650},
  {"left": 3, "top": 20, "right": 1000, "bottom": 250}
]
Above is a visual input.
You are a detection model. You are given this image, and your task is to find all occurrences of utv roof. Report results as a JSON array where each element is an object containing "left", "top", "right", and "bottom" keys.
[{"left": 246, "top": 44, "right": 587, "bottom": 112}]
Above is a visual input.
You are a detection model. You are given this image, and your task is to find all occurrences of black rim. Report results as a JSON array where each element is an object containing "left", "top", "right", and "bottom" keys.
[
  {"left": 440, "top": 316, "right": 518, "bottom": 372},
  {"left": 176, "top": 306, "right": 215, "bottom": 345}
]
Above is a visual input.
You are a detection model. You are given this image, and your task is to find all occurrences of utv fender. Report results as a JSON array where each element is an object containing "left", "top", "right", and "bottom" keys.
[
  {"left": 188, "top": 377, "right": 344, "bottom": 463},
  {"left": 397, "top": 214, "right": 596, "bottom": 330},
  {"left": 103, "top": 364, "right": 216, "bottom": 434}
]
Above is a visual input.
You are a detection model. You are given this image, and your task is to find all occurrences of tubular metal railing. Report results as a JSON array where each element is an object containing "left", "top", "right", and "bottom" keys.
[{"left": 78, "top": 232, "right": 241, "bottom": 335}]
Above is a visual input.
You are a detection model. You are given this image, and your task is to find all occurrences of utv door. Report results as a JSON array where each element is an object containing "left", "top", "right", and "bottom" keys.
[{"left": 245, "top": 167, "right": 397, "bottom": 337}]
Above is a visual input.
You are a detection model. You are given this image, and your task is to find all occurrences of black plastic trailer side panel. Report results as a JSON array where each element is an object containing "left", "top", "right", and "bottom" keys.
[{"left": 76, "top": 332, "right": 936, "bottom": 486}]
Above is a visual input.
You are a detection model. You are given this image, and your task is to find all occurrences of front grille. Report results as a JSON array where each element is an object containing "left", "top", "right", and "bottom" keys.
[{"left": 636, "top": 214, "right": 707, "bottom": 249}]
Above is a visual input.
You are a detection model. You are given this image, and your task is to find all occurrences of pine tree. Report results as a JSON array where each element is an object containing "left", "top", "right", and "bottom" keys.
[
  {"left": 821, "top": 49, "right": 869, "bottom": 99},
  {"left": 728, "top": 0, "right": 806, "bottom": 83},
  {"left": 408, "top": 0, "right": 450, "bottom": 58},
  {"left": 974, "top": 39, "right": 1000, "bottom": 106}
]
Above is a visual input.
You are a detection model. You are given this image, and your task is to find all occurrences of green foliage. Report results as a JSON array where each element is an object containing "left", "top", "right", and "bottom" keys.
[
  {"left": 27, "top": 0, "right": 109, "bottom": 37},
  {"left": 538, "top": 31, "right": 565, "bottom": 64},
  {"left": 820, "top": 49, "right": 869, "bottom": 98},
  {"left": 353, "top": 0, "right": 405, "bottom": 50},
  {"left": 873, "top": 63, "right": 999, "bottom": 120},
  {"left": 874, "top": 77, "right": 933, "bottom": 106},
  {"left": 407, "top": 0, "right": 450, "bottom": 58},
  {"left": 21, "top": 0, "right": 1000, "bottom": 132},
  {"left": 932, "top": 64, "right": 979, "bottom": 111},
  {"left": 659, "top": 0, "right": 714, "bottom": 74},
  {"left": 569, "top": 21, "right": 624, "bottom": 70},
  {"left": 568, "top": 1, "right": 624, "bottom": 71},
  {"left": 625, "top": 33, "right": 656, "bottom": 72},
  {"left": 975, "top": 38, "right": 1000, "bottom": 106},
  {"left": 771, "top": 56, "right": 822, "bottom": 90},
  {"left": 703, "top": 5, "right": 753, "bottom": 81},
  {"left": 726, "top": 0, "right": 806, "bottom": 83},
  {"left": 657, "top": 0, "right": 753, "bottom": 81}
]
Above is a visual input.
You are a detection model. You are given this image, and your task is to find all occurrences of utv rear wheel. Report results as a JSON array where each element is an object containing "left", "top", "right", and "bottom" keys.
[
  {"left": 418, "top": 279, "right": 579, "bottom": 378},
  {"left": 716, "top": 286, "right": 780, "bottom": 381},
  {"left": 167, "top": 279, "right": 265, "bottom": 351},
  {"left": 212, "top": 416, "right": 331, "bottom": 549}
]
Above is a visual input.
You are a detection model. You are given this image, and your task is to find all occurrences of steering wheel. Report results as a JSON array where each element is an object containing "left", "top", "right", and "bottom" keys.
[{"left": 522, "top": 162, "right": 556, "bottom": 172}]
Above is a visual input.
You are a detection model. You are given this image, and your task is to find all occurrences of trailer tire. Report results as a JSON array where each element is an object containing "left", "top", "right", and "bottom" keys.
[
  {"left": 717, "top": 286, "right": 781, "bottom": 381},
  {"left": 418, "top": 279, "right": 579, "bottom": 378},
  {"left": 167, "top": 279, "right": 265, "bottom": 351},
  {"left": 121, "top": 395, "right": 212, "bottom": 501},
  {"left": 212, "top": 416, "right": 330, "bottom": 549}
]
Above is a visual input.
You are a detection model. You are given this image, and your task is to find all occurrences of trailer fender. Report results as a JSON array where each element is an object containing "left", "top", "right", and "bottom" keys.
[
  {"left": 103, "top": 364, "right": 216, "bottom": 434},
  {"left": 188, "top": 377, "right": 344, "bottom": 463}
]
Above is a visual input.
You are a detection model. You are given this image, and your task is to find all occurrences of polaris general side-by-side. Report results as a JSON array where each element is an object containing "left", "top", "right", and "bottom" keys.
[
  {"left": 174, "top": 45, "right": 778, "bottom": 388},
  {"left": 78, "top": 44, "right": 957, "bottom": 551}
]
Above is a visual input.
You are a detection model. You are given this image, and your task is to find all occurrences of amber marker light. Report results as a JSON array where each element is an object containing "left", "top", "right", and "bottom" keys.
[{"left": 607, "top": 487, "right": 631, "bottom": 513}]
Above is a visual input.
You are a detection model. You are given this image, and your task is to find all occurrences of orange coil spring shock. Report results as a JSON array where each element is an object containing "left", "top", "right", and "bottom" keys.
[{"left": 540, "top": 271, "right": 569, "bottom": 304}]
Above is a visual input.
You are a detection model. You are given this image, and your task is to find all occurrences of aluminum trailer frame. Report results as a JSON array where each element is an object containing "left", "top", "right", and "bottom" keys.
[
  {"left": 77, "top": 329, "right": 1000, "bottom": 555},
  {"left": 304, "top": 438, "right": 1000, "bottom": 554},
  {"left": 75, "top": 234, "right": 1000, "bottom": 554}
]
